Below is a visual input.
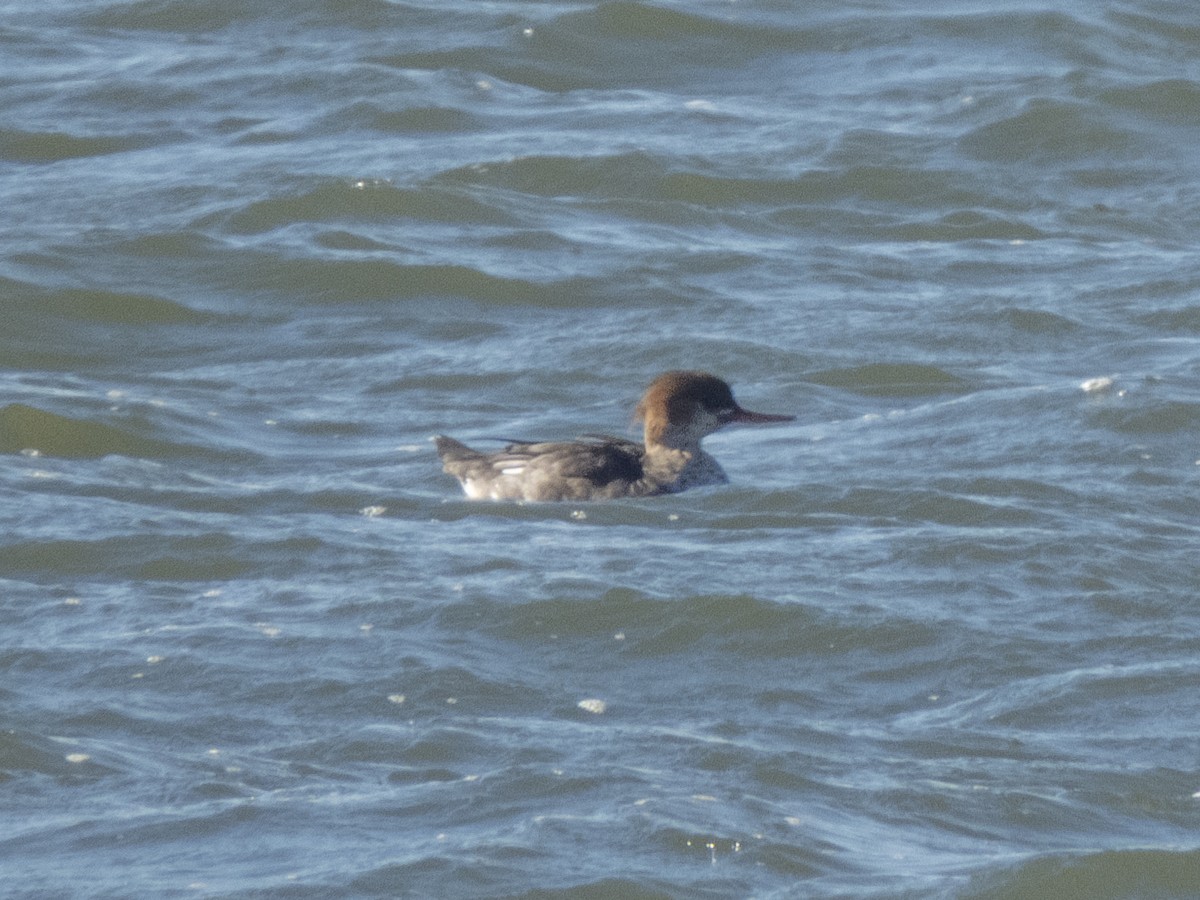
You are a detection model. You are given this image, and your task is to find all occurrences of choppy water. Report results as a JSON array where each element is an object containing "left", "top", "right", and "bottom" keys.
[{"left": 3, "top": 0, "right": 1200, "bottom": 897}]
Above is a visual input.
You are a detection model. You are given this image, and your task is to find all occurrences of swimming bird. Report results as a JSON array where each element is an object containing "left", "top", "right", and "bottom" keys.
[{"left": 434, "top": 370, "right": 793, "bottom": 501}]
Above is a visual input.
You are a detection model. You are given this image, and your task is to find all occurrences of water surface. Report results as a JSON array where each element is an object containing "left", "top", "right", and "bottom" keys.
[{"left": 3, "top": 0, "right": 1200, "bottom": 896}]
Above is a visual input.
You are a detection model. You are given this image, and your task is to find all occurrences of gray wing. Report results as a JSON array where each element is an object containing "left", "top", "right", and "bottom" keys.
[{"left": 496, "top": 437, "right": 645, "bottom": 484}]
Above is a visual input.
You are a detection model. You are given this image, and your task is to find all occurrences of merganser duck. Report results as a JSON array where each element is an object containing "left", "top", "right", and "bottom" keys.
[{"left": 434, "top": 370, "right": 793, "bottom": 501}]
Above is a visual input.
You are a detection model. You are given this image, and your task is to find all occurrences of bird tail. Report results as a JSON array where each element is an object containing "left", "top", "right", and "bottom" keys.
[{"left": 433, "top": 435, "right": 480, "bottom": 465}]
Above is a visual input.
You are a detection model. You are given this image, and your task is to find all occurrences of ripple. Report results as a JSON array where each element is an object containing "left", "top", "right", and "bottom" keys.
[
  {"left": 880, "top": 211, "right": 1046, "bottom": 243},
  {"left": 0, "top": 128, "right": 140, "bottom": 164},
  {"left": 331, "top": 102, "right": 479, "bottom": 135},
  {"left": 0, "top": 403, "right": 186, "bottom": 459},
  {"left": 82, "top": 0, "right": 276, "bottom": 32},
  {"left": 1139, "top": 304, "right": 1200, "bottom": 333},
  {"left": 377, "top": 0, "right": 823, "bottom": 93},
  {"left": 218, "top": 180, "right": 514, "bottom": 234},
  {"left": 804, "top": 363, "right": 970, "bottom": 397},
  {"left": 0, "top": 283, "right": 206, "bottom": 325},
  {"left": 1100, "top": 78, "right": 1200, "bottom": 125},
  {"left": 453, "top": 591, "right": 942, "bottom": 665},
  {"left": 0, "top": 729, "right": 117, "bottom": 779},
  {"left": 964, "top": 847, "right": 1200, "bottom": 900},
  {"left": 438, "top": 151, "right": 669, "bottom": 201},
  {"left": 0, "top": 532, "right": 324, "bottom": 580},
  {"left": 1089, "top": 399, "right": 1200, "bottom": 435},
  {"left": 994, "top": 307, "right": 1081, "bottom": 335},
  {"left": 961, "top": 99, "right": 1142, "bottom": 164}
]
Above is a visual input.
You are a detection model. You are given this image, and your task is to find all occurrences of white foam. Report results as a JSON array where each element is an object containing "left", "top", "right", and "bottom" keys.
[{"left": 1080, "top": 376, "right": 1114, "bottom": 393}]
